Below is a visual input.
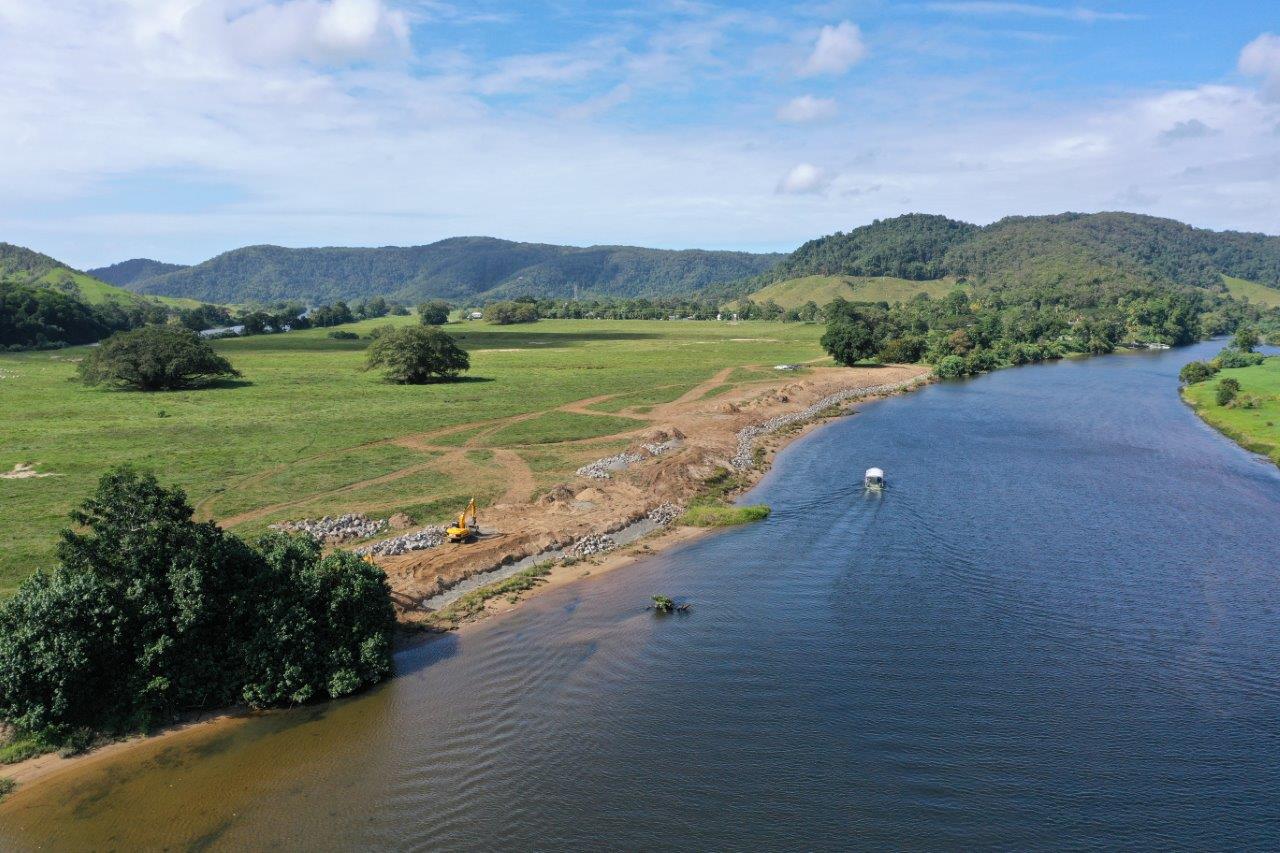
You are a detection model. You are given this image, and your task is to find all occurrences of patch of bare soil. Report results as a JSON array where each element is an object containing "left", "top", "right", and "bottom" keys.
[
  {"left": 377, "top": 363, "right": 930, "bottom": 623},
  {"left": 1, "top": 463, "right": 57, "bottom": 480}
]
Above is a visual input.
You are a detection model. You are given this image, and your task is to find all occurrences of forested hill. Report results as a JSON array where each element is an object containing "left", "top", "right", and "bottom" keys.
[
  {"left": 120, "top": 237, "right": 784, "bottom": 305},
  {"left": 89, "top": 258, "right": 189, "bottom": 287},
  {"left": 0, "top": 242, "right": 157, "bottom": 306},
  {"left": 753, "top": 212, "right": 1280, "bottom": 297}
]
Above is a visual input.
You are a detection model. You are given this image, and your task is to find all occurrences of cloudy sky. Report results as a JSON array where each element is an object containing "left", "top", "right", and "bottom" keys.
[{"left": 2, "top": 0, "right": 1279, "bottom": 267}]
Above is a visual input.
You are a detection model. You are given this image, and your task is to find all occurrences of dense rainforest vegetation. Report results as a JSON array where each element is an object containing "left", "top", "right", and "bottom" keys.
[
  {"left": 750, "top": 212, "right": 1280, "bottom": 294},
  {"left": 118, "top": 238, "right": 783, "bottom": 305},
  {"left": 0, "top": 469, "right": 396, "bottom": 748}
]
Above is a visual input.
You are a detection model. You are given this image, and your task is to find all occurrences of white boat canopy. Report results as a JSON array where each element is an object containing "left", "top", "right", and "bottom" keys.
[{"left": 865, "top": 467, "right": 885, "bottom": 479}]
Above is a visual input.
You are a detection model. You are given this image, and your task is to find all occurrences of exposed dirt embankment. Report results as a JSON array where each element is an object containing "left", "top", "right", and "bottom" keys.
[{"left": 377, "top": 364, "right": 930, "bottom": 622}]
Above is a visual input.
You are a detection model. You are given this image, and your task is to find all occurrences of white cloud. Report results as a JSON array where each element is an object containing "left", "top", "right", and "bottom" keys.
[
  {"left": 135, "top": 0, "right": 410, "bottom": 67},
  {"left": 777, "top": 163, "right": 831, "bottom": 194},
  {"left": 3, "top": 6, "right": 1280, "bottom": 268},
  {"left": 1239, "top": 33, "right": 1280, "bottom": 102},
  {"left": 777, "top": 94, "right": 837, "bottom": 123},
  {"left": 925, "top": 3, "right": 1139, "bottom": 23},
  {"left": 799, "top": 21, "right": 866, "bottom": 77}
]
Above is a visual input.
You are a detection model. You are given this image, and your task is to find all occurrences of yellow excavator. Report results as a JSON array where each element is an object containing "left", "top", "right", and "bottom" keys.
[{"left": 446, "top": 498, "right": 479, "bottom": 543}]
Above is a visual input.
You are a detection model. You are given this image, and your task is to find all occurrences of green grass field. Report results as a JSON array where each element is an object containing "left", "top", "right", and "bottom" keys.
[
  {"left": 0, "top": 317, "right": 827, "bottom": 596},
  {"left": 748, "top": 274, "right": 959, "bottom": 310},
  {"left": 1222, "top": 275, "right": 1280, "bottom": 310},
  {"left": 1183, "top": 358, "right": 1280, "bottom": 466}
]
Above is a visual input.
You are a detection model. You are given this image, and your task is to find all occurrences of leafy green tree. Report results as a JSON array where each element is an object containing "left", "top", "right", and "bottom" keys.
[
  {"left": 821, "top": 302, "right": 886, "bottom": 366},
  {"left": 417, "top": 300, "right": 452, "bottom": 325},
  {"left": 483, "top": 301, "right": 539, "bottom": 325},
  {"left": 876, "top": 337, "right": 924, "bottom": 364},
  {"left": 1179, "top": 360, "right": 1218, "bottom": 384},
  {"left": 78, "top": 325, "right": 240, "bottom": 391},
  {"left": 1232, "top": 325, "right": 1259, "bottom": 352},
  {"left": 1217, "top": 377, "right": 1240, "bottom": 406},
  {"left": 365, "top": 325, "right": 470, "bottom": 383},
  {"left": 0, "top": 468, "right": 396, "bottom": 743},
  {"left": 242, "top": 535, "right": 395, "bottom": 706},
  {"left": 177, "top": 304, "right": 233, "bottom": 332}
]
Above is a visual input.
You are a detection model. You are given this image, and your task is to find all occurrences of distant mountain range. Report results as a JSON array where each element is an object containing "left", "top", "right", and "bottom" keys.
[
  {"left": 107, "top": 237, "right": 784, "bottom": 305},
  {"left": 11, "top": 213, "right": 1280, "bottom": 318}
]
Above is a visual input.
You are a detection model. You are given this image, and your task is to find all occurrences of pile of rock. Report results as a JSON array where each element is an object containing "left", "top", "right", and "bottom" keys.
[
  {"left": 642, "top": 437, "right": 682, "bottom": 456},
  {"left": 355, "top": 526, "right": 448, "bottom": 557},
  {"left": 647, "top": 502, "right": 683, "bottom": 527},
  {"left": 731, "top": 379, "right": 922, "bottom": 470},
  {"left": 576, "top": 451, "right": 643, "bottom": 480},
  {"left": 577, "top": 431, "right": 684, "bottom": 480},
  {"left": 271, "top": 513, "right": 387, "bottom": 543},
  {"left": 565, "top": 533, "right": 617, "bottom": 558}
]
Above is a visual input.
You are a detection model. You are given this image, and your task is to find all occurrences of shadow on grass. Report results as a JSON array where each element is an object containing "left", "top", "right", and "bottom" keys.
[
  {"left": 451, "top": 330, "right": 661, "bottom": 350},
  {"left": 217, "top": 329, "right": 662, "bottom": 353}
]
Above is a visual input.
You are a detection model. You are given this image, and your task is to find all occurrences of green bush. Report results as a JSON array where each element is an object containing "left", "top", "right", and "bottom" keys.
[
  {"left": 1217, "top": 378, "right": 1240, "bottom": 406},
  {"left": 0, "top": 777, "right": 14, "bottom": 801},
  {"left": 328, "top": 330, "right": 359, "bottom": 340},
  {"left": 1214, "top": 349, "right": 1265, "bottom": 369},
  {"left": 1180, "top": 360, "right": 1218, "bottom": 384},
  {"left": 678, "top": 504, "right": 771, "bottom": 527},
  {"left": 0, "top": 469, "right": 395, "bottom": 744},
  {"left": 935, "top": 355, "right": 967, "bottom": 378},
  {"left": 78, "top": 325, "right": 240, "bottom": 391}
]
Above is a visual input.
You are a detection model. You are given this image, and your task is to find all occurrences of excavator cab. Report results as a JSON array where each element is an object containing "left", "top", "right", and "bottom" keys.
[{"left": 446, "top": 498, "right": 478, "bottom": 543}]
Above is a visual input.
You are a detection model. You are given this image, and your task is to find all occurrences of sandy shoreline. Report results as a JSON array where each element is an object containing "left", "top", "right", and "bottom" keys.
[{"left": 0, "top": 365, "right": 930, "bottom": 795}]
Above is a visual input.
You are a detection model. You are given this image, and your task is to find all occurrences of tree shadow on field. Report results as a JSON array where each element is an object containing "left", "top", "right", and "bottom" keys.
[
  {"left": 199, "top": 377, "right": 256, "bottom": 390},
  {"left": 448, "top": 330, "right": 660, "bottom": 350}
]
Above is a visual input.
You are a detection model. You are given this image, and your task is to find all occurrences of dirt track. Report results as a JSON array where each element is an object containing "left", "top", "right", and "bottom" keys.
[{"left": 371, "top": 363, "right": 930, "bottom": 621}]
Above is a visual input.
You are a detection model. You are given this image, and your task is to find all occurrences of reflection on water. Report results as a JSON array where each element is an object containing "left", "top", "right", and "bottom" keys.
[{"left": 3, "top": 342, "right": 1280, "bottom": 850}]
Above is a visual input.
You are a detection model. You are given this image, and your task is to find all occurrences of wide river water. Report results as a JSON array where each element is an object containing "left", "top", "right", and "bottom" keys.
[{"left": 3, "top": 340, "right": 1280, "bottom": 850}]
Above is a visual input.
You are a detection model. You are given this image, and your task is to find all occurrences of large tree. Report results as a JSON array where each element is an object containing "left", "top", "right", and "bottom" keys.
[
  {"left": 0, "top": 468, "right": 395, "bottom": 742},
  {"left": 417, "top": 300, "right": 452, "bottom": 326},
  {"left": 820, "top": 301, "right": 886, "bottom": 366},
  {"left": 365, "top": 325, "right": 470, "bottom": 383},
  {"left": 78, "top": 325, "right": 240, "bottom": 390}
]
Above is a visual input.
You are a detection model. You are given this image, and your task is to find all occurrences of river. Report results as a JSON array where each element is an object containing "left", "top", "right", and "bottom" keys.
[{"left": 3, "top": 340, "right": 1279, "bottom": 850}]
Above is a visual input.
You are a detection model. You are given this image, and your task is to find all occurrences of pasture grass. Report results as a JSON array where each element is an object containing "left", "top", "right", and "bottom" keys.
[
  {"left": 1222, "top": 275, "right": 1280, "bottom": 310},
  {"left": 748, "top": 274, "right": 959, "bottom": 310},
  {"left": 1183, "top": 358, "right": 1280, "bottom": 466},
  {"left": 0, "top": 318, "right": 823, "bottom": 596}
]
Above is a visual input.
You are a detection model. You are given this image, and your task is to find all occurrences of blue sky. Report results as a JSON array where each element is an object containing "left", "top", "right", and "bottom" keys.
[{"left": 1, "top": 1, "right": 1278, "bottom": 267}]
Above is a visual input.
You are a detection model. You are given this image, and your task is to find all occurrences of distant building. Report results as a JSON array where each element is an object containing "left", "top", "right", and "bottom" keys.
[{"left": 468, "top": 311, "right": 483, "bottom": 320}]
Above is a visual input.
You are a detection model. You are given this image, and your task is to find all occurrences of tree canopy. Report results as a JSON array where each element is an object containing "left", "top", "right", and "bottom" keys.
[
  {"left": 365, "top": 325, "right": 470, "bottom": 383},
  {"left": 417, "top": 299, "right": 451, "bottom": 325},
  {"left": 482, "top": 300, "right": 539, "bottom": 325},
  {"left": 0, "top": 468, "right": 396, "bottom": 742},
  {"left": 78, "top": 325, "right": 241, "bottom": 391}
]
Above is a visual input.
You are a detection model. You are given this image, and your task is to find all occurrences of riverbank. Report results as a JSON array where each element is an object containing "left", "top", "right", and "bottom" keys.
[
  {"left": 0, "top": 363, "right": 931, "bottom": 798},
  {"left": 1181, "top": 358, "right": 1280, "bottom": 467},
  {"left": 375, "top": 362, "right": 931, "bottom": 628}
]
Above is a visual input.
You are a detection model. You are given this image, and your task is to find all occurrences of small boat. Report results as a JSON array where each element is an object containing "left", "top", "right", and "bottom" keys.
[{"left": 864, "top": 467, "right": 885, "bottom": 490}]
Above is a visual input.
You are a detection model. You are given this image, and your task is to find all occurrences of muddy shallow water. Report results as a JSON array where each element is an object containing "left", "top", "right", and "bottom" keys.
[{"left": 3, "top": 341, "right": 1280, "bottom": 850}]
